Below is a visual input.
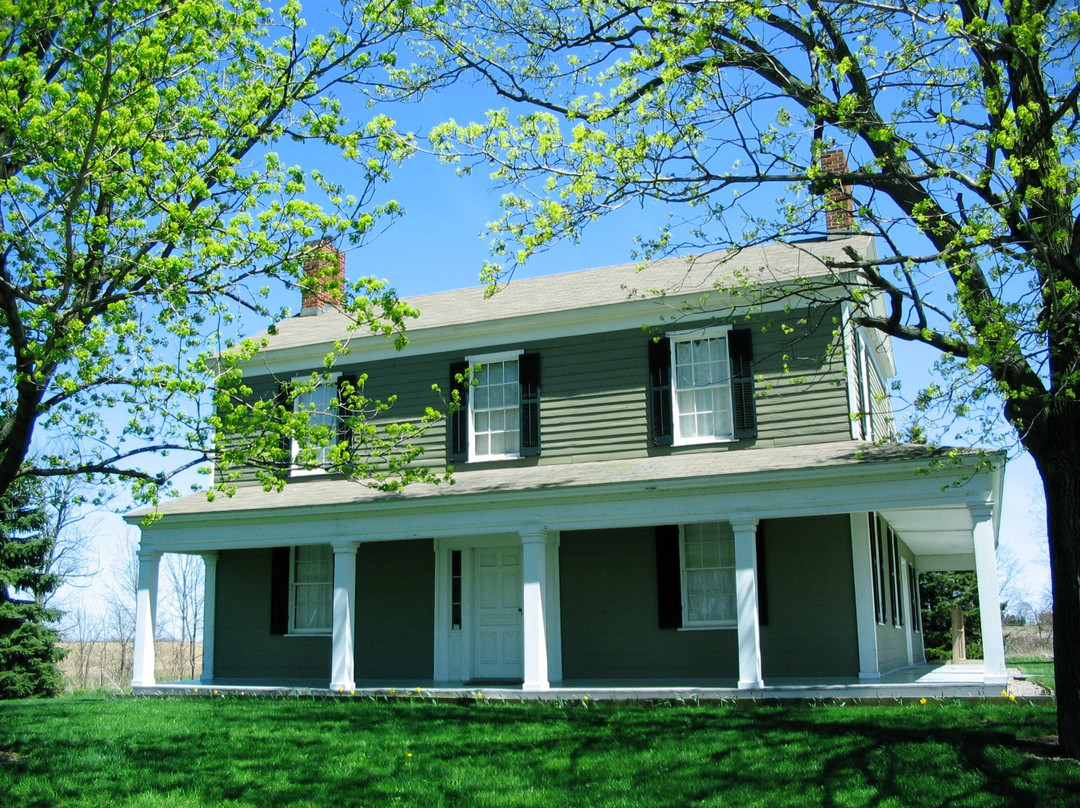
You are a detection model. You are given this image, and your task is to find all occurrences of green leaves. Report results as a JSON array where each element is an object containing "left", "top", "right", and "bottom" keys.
[{"left": 0, "top": 0, "right": 428, "bottom": 502}]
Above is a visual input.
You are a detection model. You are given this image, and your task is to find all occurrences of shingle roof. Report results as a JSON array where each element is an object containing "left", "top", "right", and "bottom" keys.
[
  {"left": 129, "top": 439, "right": 976, "bottom": 521},
  {"left": 254, "top": 235, "right": 874, "bottom": 353}
]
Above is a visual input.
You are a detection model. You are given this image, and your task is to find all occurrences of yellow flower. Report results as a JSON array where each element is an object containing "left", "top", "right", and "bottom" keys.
[
  {"left": 193, "top": 688, "right": 199, "bottom": 693},
  {"left": 415, "top": 686, "right": 422, "bottom": 693},
  {"left": 476, "top": 691, "right": 483, "bottom": 699},
  {"left": 406, "top": 752, "right": 413, "bottom": 758},
  {"left": 213, "top": 690, "right": 219, "bottom": 695},
  {"left": 919, "top": 697, "right": 927, "bottom": 705},
  {"left": 338, "top": 688, "right": 344, "bottom": 693},
  {"left": 583, "top": 695, "right": 590, "bottom": 702},
  {"left": 1009, "top": 693, "right": 1017, "bottom": 702},
  {"left": 1001, "top": 690, "right": 1008, "bottom": 698},
  {"left": 389, "top": 688, "right": 396, "bottom": 695},
  {"left": 350, "top": 690, "right": 355, "bottom": 696}
]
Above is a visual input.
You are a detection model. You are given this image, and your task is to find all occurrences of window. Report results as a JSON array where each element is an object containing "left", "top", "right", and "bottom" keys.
[
  {"left": 850, "top": 325, "right": 873, "bottom": 441},
  {"left": 287, "top": 373, "right": 355, "bottom": 474},
  {"left": 681, "top": 522, "right": 737, "bottom": 627},
  {"left": 289, "top": 545, "right": 332, "bottom": 634},
  {"left": 869, "top": 512, "right": 885, "bottom": 625},
  {"left": 449, "top": 352, "right": 541, "bottom": 462},
  {"left": 649, "top": 328, "right": 755, "bottom": 446},
  {"left": 888, "top": 526, "right": 903, "bottom": 628},
  {"left": 471, "top": 353, "right": 521, "bottom": 460}
]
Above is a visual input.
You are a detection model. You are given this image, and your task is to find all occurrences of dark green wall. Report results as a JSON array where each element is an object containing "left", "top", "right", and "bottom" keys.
[
  {"left": 559, "top": 527, "right": 739, "bottom": 680},
  {"left": 355, "top": 539, "right": 434, "bottom": 679},
  {"left": 759, "top": 515, "right": 860, "bottom": 677}
]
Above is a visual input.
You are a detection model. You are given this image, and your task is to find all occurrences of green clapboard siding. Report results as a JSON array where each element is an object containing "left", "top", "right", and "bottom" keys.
[
  {"left": 559, "top": 527, "right": 738, "bottom": 679},
  {"left": 225, "top": 304, "right": 856, "bottom": 485},
  {"left": 214, "top": 548, "right": 330, "bottom": 680},
  {"left": 758, "top": 515, "right": 860, "bottom": 677}
]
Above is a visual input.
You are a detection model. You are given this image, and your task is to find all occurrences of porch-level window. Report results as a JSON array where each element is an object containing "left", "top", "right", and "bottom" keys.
[
  {"left": 680, "top": 522, "right": 737, "bottom": 627},
  {"left": 290, "top": 545, "right": 332, "bottom": 634}
]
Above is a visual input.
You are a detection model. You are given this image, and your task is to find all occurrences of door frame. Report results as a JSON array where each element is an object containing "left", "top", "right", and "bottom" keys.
[{"left": 433, "top": 534, "right": 562, "bottom": 684}]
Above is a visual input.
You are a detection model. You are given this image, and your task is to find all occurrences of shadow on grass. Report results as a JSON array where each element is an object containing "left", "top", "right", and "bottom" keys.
[{"left": 1, "top": 698, "right": 1078, "bottom": 807}]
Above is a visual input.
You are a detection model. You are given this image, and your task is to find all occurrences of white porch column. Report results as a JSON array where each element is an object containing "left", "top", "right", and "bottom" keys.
[
  {"left": 521, "top": 529, "right": 555, "bottom": 691},
  {"left": 330, "top": 542, "right": 358, "bottom": 692},
  {"left": 200, "top": 552, "right": 218, "bottom": 683},
  {"left": 972, "top": 505, "right": 1007, "bottom": 685},
  {"left": 131, "top": 550, "right": 161, "bottom": 688},
  {"left": 732, "top": 518, "right": 763, "bottom": 690},
  {"left": 849, "top": 513, "right": 881, "bottom": 679}
]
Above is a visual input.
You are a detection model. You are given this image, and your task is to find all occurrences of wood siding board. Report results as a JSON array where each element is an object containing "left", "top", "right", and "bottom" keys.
[{"left": 758, "top": 515, "right": 860, "bottom": 678}]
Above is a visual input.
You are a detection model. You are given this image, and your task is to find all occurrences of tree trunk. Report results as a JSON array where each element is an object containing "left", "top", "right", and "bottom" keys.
[{"left": 1031, "top": 437, "right": 1080, "bottom": 757}]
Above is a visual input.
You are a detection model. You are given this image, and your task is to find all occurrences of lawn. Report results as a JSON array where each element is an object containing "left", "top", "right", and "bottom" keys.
[{"left": 2, "top": 695, "right": 1078, "bottom": 807}]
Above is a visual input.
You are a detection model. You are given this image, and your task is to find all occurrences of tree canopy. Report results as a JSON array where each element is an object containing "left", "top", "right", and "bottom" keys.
[
  {"left": 413, "top": 0, "right": 1080, "bottom": 754},
  {"left": 0, "top": 0, "right": 447, "bottom": 504}
]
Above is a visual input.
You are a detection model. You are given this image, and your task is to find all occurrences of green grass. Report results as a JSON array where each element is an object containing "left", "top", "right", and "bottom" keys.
[
  {"left": 1011, "top": 658, "right": 1057, "bottom": 693},
  {"left": 2, "top": 696, "right": 1078, "bottom": 807}
]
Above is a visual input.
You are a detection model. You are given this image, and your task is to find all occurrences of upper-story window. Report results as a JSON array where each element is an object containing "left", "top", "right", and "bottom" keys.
[
  {"left": 649, "top": 327, "right": 756, "bottom": 446},
  {"left": 291, "top": 374, "right": 339, "bottom": 471},
  {"left": 449, "top": 351, "right": 541, "bottom": 462}
]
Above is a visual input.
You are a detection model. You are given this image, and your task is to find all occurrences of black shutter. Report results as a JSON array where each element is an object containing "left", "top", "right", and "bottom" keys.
[
  {"left": 648, "top": 338, "right": 674, "bottom": 445},
  {"left": 270, "top": 546, "right": 291, "bottom": 635},
  {"left": 274, "top": 381, "right": 293, "bottom": 478},
  {"left": 655, "top": 524, "right": 682, "bottom": 629},
  {"left": 448, "top": 360, "right": 469, "bottom": 463},
  {"left": 728, "top": 328, "right": 757, "bottom": 439},
  {"left": 520, "top": 352, "right": 541, "bottom": 456},
  {"left": 337, "top": 374, "right": 357, "bottom": 449}
]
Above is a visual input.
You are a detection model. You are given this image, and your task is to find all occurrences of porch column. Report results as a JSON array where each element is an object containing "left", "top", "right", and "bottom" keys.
[
  {"left": 200, "top": 552, "right": 218, "bottom": 683},
  {"left": 849, "top": 513, "right": 881, "bottom": 679},
  {"left": 732, "top": 518, "right": 763, "bottom": 689},
  {"left": 972, "top": 505, "right": 1007, "bottom": 685},
  {"left": 131, "top": 550, "right": 161, "bottom": 688},
  {"left": 521, "top": 529, "right": 555, "bottom": 691},
  {"left": 330, "top": 542, "right": 358, "bottom": 692}
]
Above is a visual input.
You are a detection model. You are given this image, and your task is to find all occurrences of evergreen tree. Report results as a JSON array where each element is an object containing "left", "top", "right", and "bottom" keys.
[
  {"left": 919, "top": 572, "right": 982, "bottom": 662},
  {"left": 0, "top": 477, "right": 64, "bottom": 698}
]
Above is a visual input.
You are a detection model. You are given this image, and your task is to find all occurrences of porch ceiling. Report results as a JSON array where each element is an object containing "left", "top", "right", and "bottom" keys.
[{"left": 879, "top": 505, "right": 976, "bottom": 563}]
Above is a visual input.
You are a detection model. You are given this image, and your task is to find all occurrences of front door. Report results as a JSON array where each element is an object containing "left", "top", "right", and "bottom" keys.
[{"left": 472, "top": 546, "right": 523, "bottom": 681}]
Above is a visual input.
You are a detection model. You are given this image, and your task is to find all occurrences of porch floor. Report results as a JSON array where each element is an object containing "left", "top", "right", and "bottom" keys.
[{"left": 133, "top": 661, "right": 1030, "bottom": 701}]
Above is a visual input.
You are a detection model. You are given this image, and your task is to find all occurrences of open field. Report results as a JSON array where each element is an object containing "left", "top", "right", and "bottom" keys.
[
  {"left": 1003, "top": 625, "right": 1054, "bottom": 660},
  {"left": 57, "top": 640, "right": 202, "bottom": 692},
  {"left": 2, "top": 695, "right": 1078, "bottom": 807}
]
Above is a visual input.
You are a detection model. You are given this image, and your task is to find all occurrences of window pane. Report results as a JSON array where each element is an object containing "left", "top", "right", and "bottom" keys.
[
  {"left": 471, "top": 358, "right": 521, "bottom": 458},
  {"left": 671, "top": 334, "right": 733, "bottom": 442},
  {"left": 682, "top": 523, "right": 736, "bottom": 624}
]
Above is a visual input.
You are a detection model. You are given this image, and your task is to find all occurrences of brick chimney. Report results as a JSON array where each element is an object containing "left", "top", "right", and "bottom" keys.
[
  {"left": 820, "top": 149, "right": 855, "bottom": 237},
  {"left": 300, "top": 240, "right": 346, "bottom": 315}
]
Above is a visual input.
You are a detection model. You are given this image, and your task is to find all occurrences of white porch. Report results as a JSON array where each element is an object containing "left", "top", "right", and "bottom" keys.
[{"left": 128, "top": 441, "right": 1007, "bottom": 694}]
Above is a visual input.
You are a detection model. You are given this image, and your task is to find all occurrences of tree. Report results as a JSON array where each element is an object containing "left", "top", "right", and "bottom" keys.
[
  {"left": 416, "top": 0, "right": 1080, "bottom": 753},
  {"left": 162, "top": 553, "right": 203, "bottom": 681},
  {"left": 0, "top": 476, "right": 64, "bottom": 698},
  {"left": 0, "top": 0, "right": 449, "bottom": 506},
  {"left": 920, "top": 571, "right": 982, "bottom": 661}
]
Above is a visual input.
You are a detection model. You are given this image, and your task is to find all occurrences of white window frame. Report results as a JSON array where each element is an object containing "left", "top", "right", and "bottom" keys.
[
  {"left": 288, "top": 545, "right": 333, "bottom": 636},
  {"left": 669, "top": 325, "right": 737, "bottom": 446},
  {"left": 290, "top": 372, "right": 341, "bottom": 477},
  {"left": 679, "top": 522, "right": 737, "bottom": 629},
  {"left": 466, "top": 349, "right": 523, "bottom": 461}
]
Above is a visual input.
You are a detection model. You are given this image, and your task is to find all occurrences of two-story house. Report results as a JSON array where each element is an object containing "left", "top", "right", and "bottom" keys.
[{"left": 126, "top": 231, "right": 1007, "bottom": 697}]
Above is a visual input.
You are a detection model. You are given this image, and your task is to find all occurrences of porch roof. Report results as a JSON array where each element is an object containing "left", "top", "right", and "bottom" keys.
[{"left": 129, "top": 441, "right": 1003, "bottom": 565}]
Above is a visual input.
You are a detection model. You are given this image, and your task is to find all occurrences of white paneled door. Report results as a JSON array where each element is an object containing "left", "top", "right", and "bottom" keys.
[{"left": 472, "top": 546, "right": 523, "bottom": 680}]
